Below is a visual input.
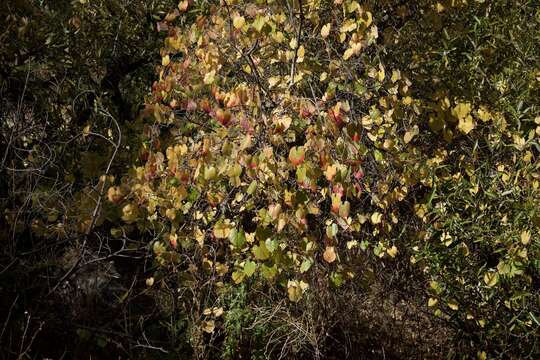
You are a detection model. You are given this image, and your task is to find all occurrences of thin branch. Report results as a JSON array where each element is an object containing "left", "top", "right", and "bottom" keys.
[
  {"left": 0, "top": 295, "right": 18, "bottom": 342},
  {"left": 47, "top": 108, "right": 122, "bottom": 297},
  {"left": 289, "top": 0, "right": 304, "bottom": 88}
]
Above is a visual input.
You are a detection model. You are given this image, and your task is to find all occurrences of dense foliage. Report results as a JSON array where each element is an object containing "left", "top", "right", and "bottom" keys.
[{"left": 2, "top": 0, "right": 539, "bottom": 358}]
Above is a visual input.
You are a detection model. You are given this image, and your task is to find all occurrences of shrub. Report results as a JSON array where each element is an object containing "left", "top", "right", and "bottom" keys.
[
  {"left": 2, "top": 0, "right": 538, "bottom": 358},
  {"left": 106, "top": 1, "right": 538, "bottom": 354},
  {"left": 111, "top": 0, "right": 539, "bottom": 357}
]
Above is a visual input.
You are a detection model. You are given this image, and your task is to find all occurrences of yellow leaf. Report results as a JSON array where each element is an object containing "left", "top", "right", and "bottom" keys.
[
  {"left": 387, "top": 245, "right": 398, "bottom": 258},
  {"left": 447, "top": 300, "right": 459, "bottom": 311},
  {"left": 178, "top": 0, "right": 189, "bottom": 12},
  {"left": 213, "top": 221, "right": 231, "bottom": 239},
  {"left": 325, "top": 164, "right": 338, "bottom": 181},
  {"left": 321, "top": 23, "right": 331, "bottom": 38},
  {"left": 216, "top": 262, "right": 229, "bottom": 276},
  {"left": 340, "top": 19, "right": 357, "bottom": 33},
  {"left": 287, "top": 280, "right": 308, "bottom": 302},
  {"left": 339, "top": 201, "right": 350, "bottom": 218},
  {"left": 296, "top": 45, "right": 305, "bottom": 62},
  {"left": 162, "top": 55, "right": 170, "bottom": 67},
  {"left": 483, "top": 272, "right": 499, "bottom": 287},
  {"left": 245, "top": 232, "right": 255, "bottom": 244},
  {"left": 232, "top": 270, "right": 245, "bottom": 284},
  {"left": 272, "top": 31, "right": 285, "bottom": 43},
  {"left": 440, "top": 232, "right": 453, "bottom": 247},
  {"left": 289, "top": 38, "right": 298, "bottom": 49},
  {"left": 458, "top": 115, "right": 475, "bottom": 134},
  {"left": 82, "top": 124, "right": 91, "bottom": 137},
  {"left": 268, "top": 76, "right": 281, "bottom": 88},
  {"left": 371, "top": 212, "right": 383, "bottom": 224},
  {"left": 277, "top": 216, "right": 287, "bottom": 232},
  {"left": 323, "top": 246, "right": 337, "bottom": 263},
  {"left": 347, "top": 1, "right": 360, "bottom": 13},
  {"left": 343, "top": 48, "right": 354, "bottom": 60},
  {"left": 452, "top": 102, "right": 472, "bottom": 120},
  {"left": 347, "top": 240, "right": 358, "bottom": 249},
  {"left": 195, "top": 227, "right": 205, "bottom": 247},
  {"left": 521, "top": 230, "right": 531, "bottom": 245},
  {"left": 391, "top": 69, "right": 401, "bottom": 83},
  {"left": 402, "top": 96, "right": 413, "bottom": 105},
  {"left": 202, "top": 320, "right": 215, "bottom": 333},
  {"left": 477, "top": 106, "right": 492, "bottom": 122},
  {"left": 428, "top": 297, "right": 438, "bottom": 307},
  {"left": 203, "top": 308, "right": 212, "bottom": 316},
  {"left": 233, "top": 15, "right": 245, "bottom": 29},
  {"left": 268, "top": 203, "right": 282, "bottom": 220},
  {"left": 203, "top": 70, "right": 216, "bottom": 85},
  {"left": 403, "top": 131, "right": 414, "bottom": 143},
  {"left": 361, "top": 11, "right": 373, "bottom": 27},
  {"left": 165, "top": 208, "right": 176, "bottom": 221},
  {"left": 377, "top": 64, "right": 385, "bottom": 82}
]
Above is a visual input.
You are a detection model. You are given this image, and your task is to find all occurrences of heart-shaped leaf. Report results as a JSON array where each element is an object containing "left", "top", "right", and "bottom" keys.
[{"left": 289, "top": 146, "right": 305, "bottom": 167}]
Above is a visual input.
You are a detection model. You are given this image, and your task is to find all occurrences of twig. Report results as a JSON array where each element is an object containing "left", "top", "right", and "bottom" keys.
[
  {"left": 18, "top": 319, "right": 43, "bottom": 360},
  {"left": 222, "top": 0, "right": 274, "bottom": 108},
  {"left": 289, "top": 0, "right": 304, "bottom": 88},
  {"left": 1, "top": 295, "right": 18, "bottom": 342},
  {"left": 47, "top": 109, "right": 122, "bottom": 296}
]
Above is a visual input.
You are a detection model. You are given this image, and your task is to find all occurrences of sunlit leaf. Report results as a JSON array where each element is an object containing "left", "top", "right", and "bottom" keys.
[
  {"left": 323, "top": 246, "right": 337, "bottom": 263},
  {"left": 243, "top": 260, "right": 257, "bottom": 277},
  {"left": 252, "top": 241, "right": 270, "bottom": 260},
  {"left": 321, "top": 23, "right": 331, "bottom": 38},
  {"left": 214, "top": 221, "right": 231, "bottom": 239}
]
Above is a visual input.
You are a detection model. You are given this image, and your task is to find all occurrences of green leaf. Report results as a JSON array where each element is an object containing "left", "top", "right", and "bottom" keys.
[
  {"left": 374, "top": 149, "right": 384, "bottom": 162},
  {"left": 169, "top": 177, "right": 180, "bottom": 187},
  {"left": 252, "top": 15, "right": 267, "bottom": 32},
  {"left": 326, "top": 223, "right": 338, "bottom": 238},
  {"left": 232, "top": 270, "right": 245, "bottom": 284},
  {"left": 265, "top": 238, "right": 278, "bottom": 253},
  {"left": 260, "top": 263, "right": 277, "bottom": 280},
  {"left": 252, "top": 241, "right": 270, "bottom": 260},
  {"left": 359, "top": 240, "right": 369, "bottom": 251},
  {"left": 204, "top": 166, "right": 217, "bottom": 180},
  {"left": 243, "top": 260, "right": 257, "bottom": 277},
  {"left": 229, "top": 228, "right": 246, "bottom": 248},
  {"left": 255, "top": 226, "right": 272, "bottom": 241},
  {"left": 330, "top": 272, "right": 344, "bottom": 287},
  {"left": 247, "top": 180, "right": 257, "bottom": 195},
  {"left": 299, "top": 258, "right": 313, "bottom": 273},
  {"left": 483, "top": 272, "right": 499, "bottom": 287}
]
